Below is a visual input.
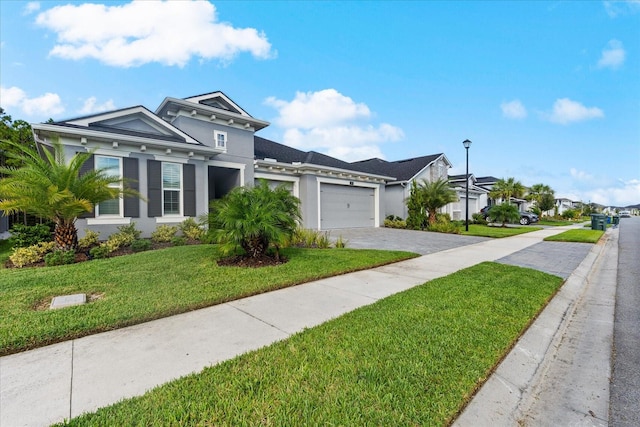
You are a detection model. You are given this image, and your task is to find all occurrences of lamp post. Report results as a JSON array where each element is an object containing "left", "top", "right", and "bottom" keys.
[{"left": 462, "top": 139, "right": 472, "bottom": 231}]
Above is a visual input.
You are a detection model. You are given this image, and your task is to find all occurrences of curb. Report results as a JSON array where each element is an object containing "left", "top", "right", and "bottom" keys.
[{"left": 453, "top": 228, "right": 615, "bottom": 426}]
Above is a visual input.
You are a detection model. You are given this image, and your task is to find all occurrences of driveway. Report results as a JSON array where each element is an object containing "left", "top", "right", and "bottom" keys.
[{"left": 327, "top": 227, "right": 490, "bottom": 255}]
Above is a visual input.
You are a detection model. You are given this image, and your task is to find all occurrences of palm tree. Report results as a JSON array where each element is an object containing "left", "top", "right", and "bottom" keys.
[
  {"left": 526, "top": 183, "right": 554, "bottom": 206},
  {"left": 488, "top": 203, "right": 520, "bottom": 227},
  {"left": 415, "top": 178, "right": 458, "bottom": 226},
  {"left": 208, "top": 180, "right": 301, "bottom": 260},
  {"left": 0, "top": 139, "right": 141, "bottom": 251},
  {"left": 489, "top": 177, "right": 525, "bottom": 205}
]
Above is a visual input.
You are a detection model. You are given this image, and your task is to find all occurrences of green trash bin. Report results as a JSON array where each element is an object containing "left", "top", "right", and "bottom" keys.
[
  {"left": 613, "top": 215, "right": 620, "bottom": 226},
  {"left": 591, "top": 214, "right": 606, "bottom": 230}
]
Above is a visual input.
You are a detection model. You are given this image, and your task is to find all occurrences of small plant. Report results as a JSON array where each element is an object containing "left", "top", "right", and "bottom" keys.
[
  {"left": 316, "top": 233, "right": 331, "bottom": 249},
  {"left": 151, "top": 225, "right": 178, "bottom": 243},
  {"left": 78, "top": 229, "right": 100, "bottom": 250},
  {"left": 44, "top": 250, "right": 76, "bottom": 267},
  {"left": 179, "top": 218, "right": 205, "bottom": 241},
  {"left": 472, "top": 213, "right": 488, "bottom": 225},
  {"left": 8, "top": 223, "right": 53, "bottom": 248},
  {"left": 384, "top": 218, "right": 407, "bottom": 229},
  {"left": 105, "top": 232, "right": 135, "bottom": 253},
  {"left": 427, "top": 214, "right": 461, "bottom": 234},
  {"left": 131, "top": 239, "right": 152, "bottom": 252},
  {"left": 117, "top": 222, "right": 142, "bottom": 240},
  {"left": 90, "top": 245, "right": 110, "bottom": 259},
  {"left": 9, "top": 241, "right": 56, "bottom": 267},
  {"left": 334, "top": 235, "right": 347, "bottom": 248},
  {"left": 288, "top": 228, "right": 333, "bottom": 248},
  {"left": 171, "top": 236, "right": 187, "bottom": 246}
]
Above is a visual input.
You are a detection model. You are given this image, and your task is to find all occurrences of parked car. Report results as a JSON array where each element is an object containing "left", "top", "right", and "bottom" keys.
[
  {"left": 619, "top": 210, "right": 631, "bottom": 218},
  {"left": 480, "top": 206, "right": 539, "bottom": 225}
]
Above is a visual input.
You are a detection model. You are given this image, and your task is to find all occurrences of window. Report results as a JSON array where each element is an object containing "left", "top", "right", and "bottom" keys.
[
  {"left": 95, "top": 156, "right": 122, "bottom": 216},
  {"left": 162, "top": 162, "right": 182, "bottom": 215},
  {"left": 214, "top": 130, "right": 227, "bottom": 149}
]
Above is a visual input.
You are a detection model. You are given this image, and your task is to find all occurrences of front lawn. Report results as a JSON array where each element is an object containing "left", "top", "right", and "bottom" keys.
[
  {"left": 59, "top": 262, "right": 563, "bottom": 427},
  {"left": 537, "top": 219, "right": 578, "bottom": 226},
  {"left": 0, "top": 245, "right": 416, "bottom": 356},
  {"left": 544, "top": 229, "right": 604, "bottom": 243},
  {"left": 460, "top": 224, "right": 541, "bottom": 238}
]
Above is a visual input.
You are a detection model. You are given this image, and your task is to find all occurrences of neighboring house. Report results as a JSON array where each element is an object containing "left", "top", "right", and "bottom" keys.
[
  {"left": 476, "top": 176, "right": 534, "bottom": 212},
  {"left": 447, "top": 174, "right": 489, "bottom": 221},
  {"left": 554, "top": 198, "right": 580, "bottom": 216},
  {"left": 254, "top": 137, "right": 392, "bottom": 229},
  {"left": 352, "top": 154, "right": 452, "bottom": 220}
]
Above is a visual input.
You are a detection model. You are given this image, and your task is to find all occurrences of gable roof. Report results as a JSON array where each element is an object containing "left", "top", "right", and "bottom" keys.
[
  {"left": 476, "top": 176, "right": 500, "bottom": 185},
  {"left": 353, "top": 154, "right": 446, "bottom": 181},
  {"left": 34, "top": 105, "right": 202, "bottom": 145}
]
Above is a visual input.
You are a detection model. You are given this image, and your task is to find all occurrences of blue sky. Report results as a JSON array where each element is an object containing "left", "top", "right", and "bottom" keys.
[{"left": 1, "top": 0, "right": 639, "bottom": 207}]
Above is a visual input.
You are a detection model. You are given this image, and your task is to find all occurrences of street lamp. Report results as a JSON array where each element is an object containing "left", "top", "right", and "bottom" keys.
[{"left": 462, "top": 139, "right": 472, "bottom": 231}]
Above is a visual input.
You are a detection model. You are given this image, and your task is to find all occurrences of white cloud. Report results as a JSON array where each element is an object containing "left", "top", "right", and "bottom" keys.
[
  {"left": 0, "top": 86, "right": 64, "bottom": 117},
  {"left": 570, "top": 168, "right": 594, "bottom": 181},
  {"left": 79, "top": 97, "right": 116, "bottom": 115},
  {"left": 583, "top": 179, "right": 640, "bottom": 207},
  {"left": 23, "top": 2, "right": 40, "bottom": 15},
  {"left": 35, "top": 0, "right": 274, "bottom": 68},
  {"left": 604, "top": 0, "right": 640, "bottom": 18},
  {"left": 547, "top": 98, "right": 604, "bottom": 124},
  {"left": 500, "top": 99, "right": 527, "bottom": 119},
  {"left": 597, "top": 39, "right": 626, "bottom": 69},
  {"left": 265, "top": 89, "right": 404, "bottom": 162}
]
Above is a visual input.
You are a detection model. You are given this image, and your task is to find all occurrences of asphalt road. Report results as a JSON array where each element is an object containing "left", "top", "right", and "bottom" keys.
[{"left": 610, "top": 216, "right": 640, "bottom": 426}]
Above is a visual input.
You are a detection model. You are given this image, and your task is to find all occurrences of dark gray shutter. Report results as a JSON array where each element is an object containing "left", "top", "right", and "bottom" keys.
[
  {"left": 183, "top": 163, "right": 196, "bottom": 217},
  {"left": 78, "top": 154, "right": 95, "bottom": 218},
  {"left": 147, "top": 160, "right": 162, "bottom": 217},
  {"left": 123, "top": 157, "right": 139, "bottom": 218}
]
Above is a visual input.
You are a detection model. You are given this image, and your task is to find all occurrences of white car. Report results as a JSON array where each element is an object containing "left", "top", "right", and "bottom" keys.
[{"left": 619, "top": 210, "right": 631, "bottom": 218}]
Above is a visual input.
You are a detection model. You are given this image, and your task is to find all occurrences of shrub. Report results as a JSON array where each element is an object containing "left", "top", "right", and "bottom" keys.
[
  {"left": 561, "top": 209, "right": 580, "bottom": 220},
  {"left": 116, "top": 222, "right": 142, "bottom": 240},
  {"left": 171, "top": 236, "right": 187, "bottom": 246},
  {"left": 131, "top": 239, "right": 152, "bottom": 252},
  {"left": 384, "top": 218, "right": 407, "bottom": 229},
  {"left": 427, "top": 215, "right": 461, "bottom": 234},
  {"left": 287, "top": 228, "right": 331, "bottom": 248},
  {"left": 9, "top": 241, "right": 56, "bottom": 267},
  {"left": 151, "top": 225, "right": 178, "bottom": 243},
  {"left": 9, "top": 223, "right": 52, "bottom": 248},
  {"left": 472, "top": 213, "right": 488, "bottom": 225},
  {"left": 179, "top": 218, "right": 205, "bottom": 241},
  {"left": 105, "top": 232, "right": 135, "bottom": 253},
  {"left": 90, "top": 245, "right": 110, "bottom": 259},
  {"left": 334, "top": 235, "right": 347, "bottom": 248},
  {"left": 78, "top": 229, "right": 100, "bottom": 250},
  {"left": 44, "top": 250, "right": 76, "bottom": 267},
  {"left": 385, "top": 215, "right": 403, "bottom": 221}
]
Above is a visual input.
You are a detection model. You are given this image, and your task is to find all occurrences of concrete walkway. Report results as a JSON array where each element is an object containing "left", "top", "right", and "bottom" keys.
[{"left": 0, "top": 224, "right": 604, "bottom": 426}]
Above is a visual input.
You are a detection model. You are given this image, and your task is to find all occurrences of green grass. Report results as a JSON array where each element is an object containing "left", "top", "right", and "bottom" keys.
[
  {"left": 0, "top": 245, "right": 416, "bottom": 356},
  {"left": 460, "top": 224, "right": 542, "bottom": 238},
  {"left": 537, "top": 219, "right": 578, "bottom": 226},
  {"left": 58, "top": 262, "right": 563, "bottom": 427},
  {"left": 544, "top": 229, "right": 604, "bottom": 243},
  {"left": 0, "top": 239, "right": 11, "bottom": 266}
]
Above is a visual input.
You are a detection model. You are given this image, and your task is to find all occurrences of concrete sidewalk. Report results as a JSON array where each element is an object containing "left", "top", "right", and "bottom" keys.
[{"left": 1, "top": 225, "right": 594, "bottom": 426}]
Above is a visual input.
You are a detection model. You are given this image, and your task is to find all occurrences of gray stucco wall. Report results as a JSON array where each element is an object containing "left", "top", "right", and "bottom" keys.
[
  {"left": 298, "top": 175, "right": 319, "bottom": 229},
  {"left": 385, "top": 185, "right": 407, "bottom": 219},
  {"left": 171, "top": 116, "right": 255, "bottom": 184}
]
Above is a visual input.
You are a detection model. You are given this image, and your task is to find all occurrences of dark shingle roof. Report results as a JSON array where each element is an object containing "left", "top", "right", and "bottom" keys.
[
  {"left": 254, "top": 136, "right": 383, "bottom": 174},
  {"left": 476, "top": 176, "right": 500, "bottom": 184},
  {"left": 353, "top": 154, "right": 443, "bottom": 181}
]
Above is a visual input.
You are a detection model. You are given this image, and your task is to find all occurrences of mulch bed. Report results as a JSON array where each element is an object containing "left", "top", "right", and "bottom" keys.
[{"left": 217, "top": 253, "right": 288, "bottom": 268}]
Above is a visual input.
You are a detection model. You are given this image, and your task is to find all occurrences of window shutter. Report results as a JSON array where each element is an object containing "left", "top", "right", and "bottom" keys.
[
  {"left": 183, "top": 163, "right": 196, "bottom": 217},
  {"left": 147, "top": 160, "right": 162, "bottom": 217},
  {"left": 123, "top": 157, "right": 139, "bottom": 218},
  {"left": 78, "top": 153, "right": 95, "bottom": 219}
]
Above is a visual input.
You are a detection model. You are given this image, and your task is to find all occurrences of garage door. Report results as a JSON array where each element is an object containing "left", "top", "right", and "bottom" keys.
[{"left": 320, "top": 183, "right": 375, "bottom": 229}]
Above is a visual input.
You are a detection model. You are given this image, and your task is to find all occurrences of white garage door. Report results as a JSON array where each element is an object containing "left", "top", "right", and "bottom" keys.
[{"left": 320, "top": 184, "right": 375, "bottom": 229}]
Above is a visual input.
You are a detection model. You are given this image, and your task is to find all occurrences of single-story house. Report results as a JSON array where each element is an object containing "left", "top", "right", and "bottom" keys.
[
  {"left": 19, "top": 90, "right": 498, "bottom": 237},
  {"left": 447, "top": 174, "right": 489, "bottom": 220}
]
